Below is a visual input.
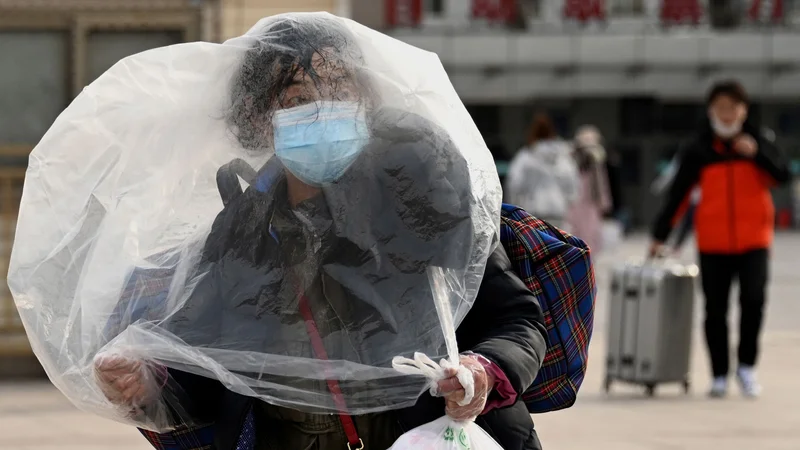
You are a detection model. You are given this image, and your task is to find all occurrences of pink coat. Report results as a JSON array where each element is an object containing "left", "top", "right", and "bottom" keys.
[{"left": 566, "top": 166, "right": 612, "bottom": 253}]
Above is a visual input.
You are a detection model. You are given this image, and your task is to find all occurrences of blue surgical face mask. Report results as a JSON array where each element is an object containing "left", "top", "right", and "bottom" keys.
[{"left": 273, "top": 101, "right": 369, "bottom": 186}]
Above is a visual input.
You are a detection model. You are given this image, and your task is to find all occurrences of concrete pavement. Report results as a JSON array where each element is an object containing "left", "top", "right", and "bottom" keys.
[{"left": 1, "top": 234, "right": 799, "bottom": 449}]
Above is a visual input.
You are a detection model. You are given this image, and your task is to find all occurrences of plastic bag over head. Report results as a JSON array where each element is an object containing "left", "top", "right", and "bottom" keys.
[{"left": 9, "top": 12, "right": 501, "bottom": 431}]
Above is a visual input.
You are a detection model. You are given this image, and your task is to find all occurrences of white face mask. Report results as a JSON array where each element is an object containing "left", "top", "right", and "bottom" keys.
[{"left": 710, "top": 114, "right": 742, "bottom": 139}]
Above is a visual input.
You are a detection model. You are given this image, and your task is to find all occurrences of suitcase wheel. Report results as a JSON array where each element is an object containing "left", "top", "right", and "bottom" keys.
[
  {"left": 682, "top": 380, "right": 691, "bottom": 394},
  {"left": 645, "top": 383, "right": 656, "bottom": 397},
  {"left": 603, "top": 376, "right": 612, "bottom": 393}
]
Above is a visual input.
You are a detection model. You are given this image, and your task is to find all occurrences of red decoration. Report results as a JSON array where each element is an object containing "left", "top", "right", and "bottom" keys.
[
  {"left": 472, "top": 0, "right": 519, "bottom": 23},
  {"left": 749, "top": 0, "right": 784, "bottom": 23},
  {"left": 386, "top": 0, "right": 422, "bottom": 27},
  {"left": 564, "top": 0, "right": 606, "bottom": 22},
  {"left": 661, "top": 0, "right": 703, "bottom": 25},
  {"left": 777, "top": 209, "right": 792, "bottom": 229}
]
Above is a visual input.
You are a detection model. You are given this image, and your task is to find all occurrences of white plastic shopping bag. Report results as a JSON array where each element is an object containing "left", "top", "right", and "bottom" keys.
[
  {"left": 389, "top": 416, "right": 502, "bottom": 450},
  {"left": 389, "top": 353, "right": 503, "bottom": 450}
]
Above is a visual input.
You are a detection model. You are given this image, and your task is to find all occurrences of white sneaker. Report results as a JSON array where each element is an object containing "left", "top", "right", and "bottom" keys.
[
  {"left": 709, "top": 377, "right": 728, "bottom": 398},
  {"left": 737, "top": 366, "right": 762, "bottom": 398}
]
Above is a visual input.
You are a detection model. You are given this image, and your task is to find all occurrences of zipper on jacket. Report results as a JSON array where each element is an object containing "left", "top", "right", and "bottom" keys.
[{"left": 727, "top": 161, "right": 737, "bottom": 252}]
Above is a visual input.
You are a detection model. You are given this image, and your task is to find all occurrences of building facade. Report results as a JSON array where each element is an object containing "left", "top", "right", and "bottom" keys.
[
  {"left": 363, "top": 0, "right": 800, "bottom": 226},
  {"left": 218, "top": 0, "right": 347, "bottom": 40}
]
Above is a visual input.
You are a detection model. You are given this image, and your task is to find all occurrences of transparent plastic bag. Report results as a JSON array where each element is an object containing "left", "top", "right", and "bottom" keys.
[{"left": 9, "top": 12, "right": 501, "bottom": 432}]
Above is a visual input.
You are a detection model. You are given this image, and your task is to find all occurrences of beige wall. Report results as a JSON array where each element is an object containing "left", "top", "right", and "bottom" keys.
[
  {"left": 221, "top": 0, "right": 338, "bottom": 40},
  {"left": 351, "top": 0, "right": 384, "bottom": 30}
]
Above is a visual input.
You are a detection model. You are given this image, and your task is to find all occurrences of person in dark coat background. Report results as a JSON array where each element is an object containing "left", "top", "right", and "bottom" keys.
[
  {"left": 650, "top": 80, "right": 790, "bottom": 399},
  {"left": 94, "top": 15, "right": 549, "bottom": 450}
]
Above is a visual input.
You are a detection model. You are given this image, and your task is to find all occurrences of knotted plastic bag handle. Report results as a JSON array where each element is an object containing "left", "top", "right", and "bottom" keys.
[{"left": 392, "top": 352, "right": 475, "bottom": 407}]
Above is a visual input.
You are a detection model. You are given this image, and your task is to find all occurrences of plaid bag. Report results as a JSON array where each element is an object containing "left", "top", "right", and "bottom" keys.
[
  {"left": 499, "top": 203, "right": 596, "bottom": 413},
  {"left": 138, "top": 409, "right": 256, "bottom": 450}
]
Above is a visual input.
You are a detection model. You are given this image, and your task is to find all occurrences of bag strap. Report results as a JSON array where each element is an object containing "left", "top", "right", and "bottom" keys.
[
  {"left": 296, "top": 289, "right": 364, "bottom": 450},
  {"left": 216, "top": 159, "right": 258, "bottom": 206}
]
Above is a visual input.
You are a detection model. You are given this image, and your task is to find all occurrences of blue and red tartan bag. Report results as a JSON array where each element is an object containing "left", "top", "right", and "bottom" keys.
[{"left": 499, "top": 204, "right": 596, "bottom": 413}]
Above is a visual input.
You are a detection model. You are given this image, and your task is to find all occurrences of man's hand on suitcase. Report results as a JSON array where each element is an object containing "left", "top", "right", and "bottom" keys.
[{"left": 648, "top": 241, "right": 666, "bottom": 258}]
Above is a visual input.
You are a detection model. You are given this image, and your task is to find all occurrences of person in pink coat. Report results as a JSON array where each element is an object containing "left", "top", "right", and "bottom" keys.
[{"left": 566, "top": 125, "right": 613, "bottom": 253}]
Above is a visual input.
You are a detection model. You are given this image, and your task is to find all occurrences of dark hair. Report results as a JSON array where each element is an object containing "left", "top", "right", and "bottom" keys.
[
  {"left": 527, "top": 112, "right": 557, "bottom": 145},
  {"left": 707, "top": 80, "right": 749, "bottom": 106},
  {"left": 227, "top": 16, "right": 368, "bottom": 150}
]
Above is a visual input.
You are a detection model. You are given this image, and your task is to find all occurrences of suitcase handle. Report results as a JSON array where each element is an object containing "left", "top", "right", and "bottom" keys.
[
  {"left": 624, "top": 288, "right": 638, "bottom": 298},
  {"left": 621, "top": 356, "right": 635, "bottom": 366}
]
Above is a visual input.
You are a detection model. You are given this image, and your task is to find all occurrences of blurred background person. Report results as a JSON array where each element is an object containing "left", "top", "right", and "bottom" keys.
[
  {"left": 567, "top": 125, "right": 613, "bottom": 253},
  {"left": 504, "top": 112, "right": 579, "bottom": 229},
  {"left": 650, "top": 80, "right": 791, "bottom": 399}
]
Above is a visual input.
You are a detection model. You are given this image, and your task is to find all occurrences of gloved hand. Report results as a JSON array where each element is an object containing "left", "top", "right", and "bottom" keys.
[
  {"left": 437, "top": 354, "right": 495, "bottom": 421},
  {"left": 94, "top": 352, "right": 164, "bottom": 412}
]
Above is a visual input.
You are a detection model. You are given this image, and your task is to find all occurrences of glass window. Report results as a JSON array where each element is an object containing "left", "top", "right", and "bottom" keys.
[
  {"left": 0, "top": 32, "right": 69, "bottom": 145},
  {"left": 615, "top": 142, "right": 642, "bottom": 185},
  {"left": 517, "top": 0, "right": 543, "bottom": 18},
  {"left": 748, "top": 102, "right": 762, "bottom": 126},
  {"left": 610, "top": 0, "right": 645, "bottom": 15},
  {"left": 620, "top": 97, "right": 657, "bottom": 135},
  {"left": 778, "top": 106, "right": 800, "bottom": 136},
  {"left": 466, "top": 105, "right": 506, "bottom": 160},
  {"left": 550, "top": 111, "right": 571, "bottom": 138},
  {"left": 466, "top": 105, "right": 501, "bottom": 135},
  {"left": 424, "top": 0, "right": 445, "bottom": 14},
  {"left": 660, "top": 103, "right": 704, "bottom": 133}
]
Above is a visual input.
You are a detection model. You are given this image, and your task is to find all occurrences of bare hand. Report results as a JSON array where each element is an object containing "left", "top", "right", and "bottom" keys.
[
  {"left": 94, "top": 353, "right": 160, "bottom": 409},
  {"left": 733, "top": 134, "right": 758, "bottom": 158},
  {"left": 437, "top": 355, "right": 494, "bottom": 421}
]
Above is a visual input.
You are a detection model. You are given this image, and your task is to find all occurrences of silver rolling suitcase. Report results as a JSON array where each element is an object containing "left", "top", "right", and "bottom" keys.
[{"left": 604, "top": 259, "right": 698, "bottom": 396}]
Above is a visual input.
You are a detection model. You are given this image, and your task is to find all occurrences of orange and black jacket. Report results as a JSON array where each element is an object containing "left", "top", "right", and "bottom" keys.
[{"left": 652, "top": 121, "right": 791, "bottom": 255}]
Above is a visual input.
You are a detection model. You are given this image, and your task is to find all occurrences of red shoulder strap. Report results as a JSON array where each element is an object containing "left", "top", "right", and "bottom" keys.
[{"left": 297, "top": 290, "right": 364, "bottom": 450}]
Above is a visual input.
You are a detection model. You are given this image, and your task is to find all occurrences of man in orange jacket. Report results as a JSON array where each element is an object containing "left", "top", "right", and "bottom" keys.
[{"left": 650, "top": 80, "right": 791, "bottom": 398}]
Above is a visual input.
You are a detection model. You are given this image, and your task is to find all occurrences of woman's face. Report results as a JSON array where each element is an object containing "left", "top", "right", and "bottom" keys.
[
  {"left": 272, "top": 50, "right": 366, "bottom": 200},
  {"left": 278, "top": 50, "right": 361, "bottom": 109}
]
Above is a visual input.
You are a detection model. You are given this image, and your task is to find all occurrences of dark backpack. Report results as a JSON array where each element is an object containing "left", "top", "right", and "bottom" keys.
[{"left": 500, "top": 204, "right": 596, "bottom": 413}]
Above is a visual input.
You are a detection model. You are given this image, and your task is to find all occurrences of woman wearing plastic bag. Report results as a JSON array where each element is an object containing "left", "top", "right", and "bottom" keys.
[{"left": 10, "top": 13, "right": 547, "bottom": 450}]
